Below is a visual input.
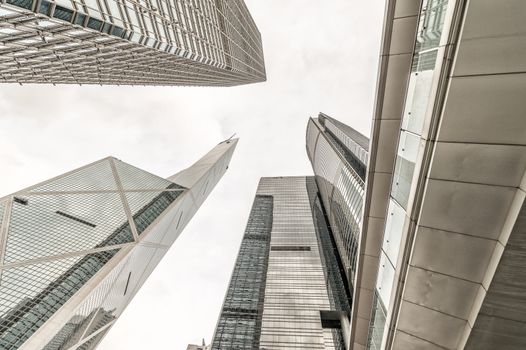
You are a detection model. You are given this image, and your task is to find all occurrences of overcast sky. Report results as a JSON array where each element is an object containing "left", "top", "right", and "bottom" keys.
[{"left": 0, "top": 1, "right": 384, "bottom": 348}]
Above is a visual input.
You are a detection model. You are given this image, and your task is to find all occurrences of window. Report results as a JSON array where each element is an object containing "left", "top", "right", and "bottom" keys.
[{"left": 270, "top": 246, "right": 311, "bottom": 251}]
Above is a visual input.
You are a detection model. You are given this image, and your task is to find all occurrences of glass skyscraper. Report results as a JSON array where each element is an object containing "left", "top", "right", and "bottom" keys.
[
  {"left": 211, "top": 115, "right": 369, "bottom": 349},
  {"left": 0, "top": 138, "right": 237, "bottom": 349},
  {"left": 212, "top": 176, "right": 351, "bottom": 350},
  {"left": 306, "top": 113, "right": 369, "bottom": 300},
  {"left": 0, "top": 0, "right": 265, "bottom": 86}
]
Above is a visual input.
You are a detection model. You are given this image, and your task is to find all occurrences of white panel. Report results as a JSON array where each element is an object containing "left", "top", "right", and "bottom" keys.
[
  {"left": 403, "top": 266, "right": 480, "bottom": 319},
  {"left": 460, "top": 0, "right": 526, "bottom": 40},
  {"left": 438, "top": 74, "right": 526, "bottom": 145},
  {"left": 454, "top": 0, "right": 526, "bottom": 75},
  {"left": 368, "top": 173, "right": 392, "bottom": 219},
  {"left": 374, "top": 119, "right": 401, "bottom": 173},
  {"left": 394, "top": 0, "right": 420, "bottom": 19},
  {"left": 419, "top": 179, "right": 517, "bottom": 240},
  {"left": 429, "top": 142, "right": 526, "bottom": 187},
  {"left": 389, "top": 16, "right": 419, "bottom": 55},
  {"left": 380, "top": 53, "right": 413, "bottom": 120},
  {"left": 363, "top": 217, "right": 384, "bottom": 258},
  {"left": 454, "top": 36, "right": 526, "bottom": 76},
  {"left": 411, "top": 226, "right": 497, "bottom": 283},
  {"left": 360, "top": 254, "right": 381, "bottom": 291},
  {"left": 392, "top": 330, "right": 446, "bottom": 350},
  {"left": 397, "top": 300, "right": 466, "bottom": 349}
]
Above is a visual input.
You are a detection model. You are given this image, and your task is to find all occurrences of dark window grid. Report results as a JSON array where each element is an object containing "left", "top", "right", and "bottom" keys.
[
  {"left": 212, "top": 195, "right": 272, "bottom": 350},
  {"left": 332, "top": 191, "right": 363, "bottom": 273},
  {"left": 53, "top": 5, "right": 75, "bottom": 22},
  {"left": 307, "top": 179, "right": 352, "bottom": 312},
  {"left": 0, "top": 250, "right": 118, "bottom": 349},
  {"left": 5, "top": 0, "right": 33, "bottom": 11},
  {"left": 128, "top": 187, "right": 181, "bottom": 235}
]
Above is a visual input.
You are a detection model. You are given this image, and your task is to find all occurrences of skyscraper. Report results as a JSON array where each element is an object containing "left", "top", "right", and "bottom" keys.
[
  {"left": 306, "top": 113, "right": 369, "bottom": 300},
  {"left": 211, "top": 114, "right": 369, "bottom": 350},
  {"left": 211, "top": 176, "right": 354, "bottom": 350},
  {"left": 0, "top": 138, "right": 237, "bottom": 350},
  {"left": 0, "top": 0, "right": 265, "bottom": 86},
  {"left": 349, "top": 0, "right": 526, "bottom": 349}
]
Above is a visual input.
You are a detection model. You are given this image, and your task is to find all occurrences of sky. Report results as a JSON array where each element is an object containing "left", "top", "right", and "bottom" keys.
[{"left": 0, "top": 1, "right": 385, "bottom": 348}]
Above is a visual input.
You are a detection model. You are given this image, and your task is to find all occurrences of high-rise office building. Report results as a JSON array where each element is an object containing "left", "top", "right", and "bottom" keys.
[
  {"left": 0, "top": 0, "right": 265, "bottom": 85},
  {"left": 211, "top": 176, "right": 353, "bottom": 350},
  {"left": 348, "top": 0, "right": 526, "bottom": 349},
  {"left": 306, "top": 113, "right": 369, "bottom": 300},
  {"left": 0, "top": 138, "right": 237, "bottom": 350},
  {"left": 211, "top": 114, "right": 369, "bottom": 350}
]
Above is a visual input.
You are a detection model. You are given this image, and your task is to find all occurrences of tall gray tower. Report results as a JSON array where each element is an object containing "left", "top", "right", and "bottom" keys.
[
  {"left": 306, "top": 112, "right": 369, "bottom": 296},
  {"left": 0, "top": 139, "right": 237, "bottom": 349},
  {"left": 211, "top": 115, "right": 370, "bottom": 350},
  {"left": 0, "top": 0, "right": 265, "bottom": 86},
  {"left": 212, "top": 176, "right": 351, "bottom": 350}
]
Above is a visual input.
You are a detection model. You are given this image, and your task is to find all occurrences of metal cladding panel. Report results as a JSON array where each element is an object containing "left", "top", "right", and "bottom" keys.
[
  {"left": 0, "top": 140, "right": 236, "bottom": 350},
  {"left": 0, "top": 0, "right": 265, "bottom": 86}
]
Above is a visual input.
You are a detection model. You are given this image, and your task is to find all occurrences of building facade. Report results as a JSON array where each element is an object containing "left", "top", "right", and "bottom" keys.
[
  {"left": 0, "top": 138, "right": 237, "bottom": 349},
  {"left": 348, "top": 0, "right": 526, "bottom": 349},
  {"left": 0, "top": 0, "right": 265, "bottom": 85},
  {"left": 306, "top": 113, "right": 369, "bottom": 303},
  {"left": 212, "top": 176, "right": 351, "bottom": 350}
]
